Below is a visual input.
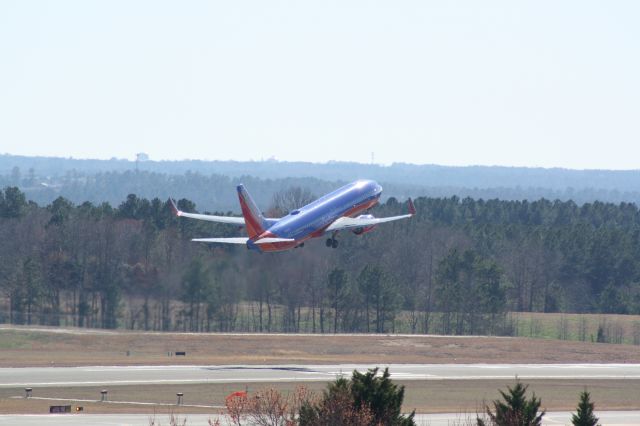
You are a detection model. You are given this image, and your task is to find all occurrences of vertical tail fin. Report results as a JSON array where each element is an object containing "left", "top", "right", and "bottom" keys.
[{"left": 237, "top": 184, "right": 267, "bottom": 239}]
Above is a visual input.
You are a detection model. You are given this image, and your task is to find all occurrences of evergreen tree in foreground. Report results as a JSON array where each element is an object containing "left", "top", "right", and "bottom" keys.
[
  {"left": 478, "top": 379, "right": 545, "bottom": 426},
  {"left": 350, "top": 367, "right": 415, "bottom": 426},
  {"left": 298, "top": 377, "right": 375, "bottom": 426},
  {"left": 571, "top": 390, "right": 600, "bottom": 426},
  {"left": 299, "top": 367, "right": 416, "bottom": 426}
]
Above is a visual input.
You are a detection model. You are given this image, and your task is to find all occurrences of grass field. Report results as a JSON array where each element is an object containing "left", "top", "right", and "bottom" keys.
[
  {"left": 508, "top": 312, "right": 640, "bottom": 344},
  {"left": 1, "top": 379, "right": 639, "bottom": 415}
]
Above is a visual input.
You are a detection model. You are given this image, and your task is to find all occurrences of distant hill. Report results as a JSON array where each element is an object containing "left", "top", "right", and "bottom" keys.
[{"left": 1, "top": 154, "right": 640, "bottom": 211}]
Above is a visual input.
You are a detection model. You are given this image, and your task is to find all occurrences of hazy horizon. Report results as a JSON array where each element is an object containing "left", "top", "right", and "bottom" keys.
[{"left": 5, "top": 152, "right": 640, "bottom": 173}]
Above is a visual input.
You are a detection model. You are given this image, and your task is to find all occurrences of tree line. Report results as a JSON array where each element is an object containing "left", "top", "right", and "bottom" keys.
[
  {"left": 1, "top": 186, "right": 640, "bottom": 335},
  {"left": 6, "top": 163, "right": 640, "bottom": 213}
]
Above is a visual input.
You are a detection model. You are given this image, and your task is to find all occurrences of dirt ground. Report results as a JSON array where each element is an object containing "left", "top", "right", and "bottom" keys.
[{"left": 2, "top": 325, "right": 640, "bottom": 367}]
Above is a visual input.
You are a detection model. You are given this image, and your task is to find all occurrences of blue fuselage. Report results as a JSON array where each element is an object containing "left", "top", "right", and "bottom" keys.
[{"left": 255, "top": 179, "right": 382, "bottom": 251}]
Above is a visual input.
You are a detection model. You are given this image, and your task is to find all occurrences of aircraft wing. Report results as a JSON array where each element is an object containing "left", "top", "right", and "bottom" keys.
[
  {"left": 325, "top": 198, "right": 416, "bottom": 232},
  {"left": 169, "top": 198, "right": 245, "bottom": 225}
]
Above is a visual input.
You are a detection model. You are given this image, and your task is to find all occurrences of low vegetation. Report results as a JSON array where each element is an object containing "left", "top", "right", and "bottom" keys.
[
  {"left": 185, "top": 369, "right": 602, "bottom": 426},
  {"left": 209, "top": 368, "right": 415, "bottom": 426}
]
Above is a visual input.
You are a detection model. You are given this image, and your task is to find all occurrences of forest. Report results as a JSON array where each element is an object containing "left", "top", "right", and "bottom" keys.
[{"left": 1, "top": 184, "right": 640, "bottom": 338}]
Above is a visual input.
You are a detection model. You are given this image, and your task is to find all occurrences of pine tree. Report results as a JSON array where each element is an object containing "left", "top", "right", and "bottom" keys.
[
  {"left": 571, "top": 390, "right": 600, "bottom": 426},
  {"left": 350, "top": 367, "right": 415, "bottom": 426},
  {"left": 300, "top": 367, "right": 416, "bottom": 426},
  {"left": 478, "top": 379, "right": 545, "bottom": 426}
]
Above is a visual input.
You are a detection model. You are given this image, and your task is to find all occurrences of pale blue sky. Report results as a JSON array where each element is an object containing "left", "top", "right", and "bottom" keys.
[{"left": 1, "top": 1, "right": 639, "bottom": 169}]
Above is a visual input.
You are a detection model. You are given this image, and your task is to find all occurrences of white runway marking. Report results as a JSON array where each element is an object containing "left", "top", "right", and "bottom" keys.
[{"left": 1, "top": 412, "right": 639, "bottom": 426}]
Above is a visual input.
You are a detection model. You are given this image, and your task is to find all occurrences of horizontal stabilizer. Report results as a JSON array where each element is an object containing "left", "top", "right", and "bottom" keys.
[
  {"left": 191, "top": 237, "right": 295, "bottom": 245},
  {"left": 192, "top": 237, "right": 249, "bottom": 244},
  {"left": 253, "top": 237, "right": 296, "bottom": 244}
]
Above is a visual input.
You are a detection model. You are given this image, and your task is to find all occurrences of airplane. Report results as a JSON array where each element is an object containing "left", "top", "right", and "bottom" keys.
[{"left": 169, "top": 179, "right": 415, "bottom": 253}]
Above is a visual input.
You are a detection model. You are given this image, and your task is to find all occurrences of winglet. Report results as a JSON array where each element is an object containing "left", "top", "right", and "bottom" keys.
[
  {"left": 408, "top": 198, "right": 416, "bottom": 216},
  {"left": 169, "top": 198, "right": 182, "bottom": 217}
]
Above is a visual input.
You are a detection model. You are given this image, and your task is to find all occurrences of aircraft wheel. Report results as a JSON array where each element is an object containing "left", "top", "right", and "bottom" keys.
[
  {"left": 331, "top": 239, "right": 339, "bottom": 249},
  {"left": 326, "top": 238, "right": 333, "bottom": 247}
]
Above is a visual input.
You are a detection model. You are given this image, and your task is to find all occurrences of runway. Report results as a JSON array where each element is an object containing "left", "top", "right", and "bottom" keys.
[
  {"left": 1, "top": 412, "right": 639, "bottom": 425},
  {"left": 2, "top": 363, "right": 640, "bottom": 387}
]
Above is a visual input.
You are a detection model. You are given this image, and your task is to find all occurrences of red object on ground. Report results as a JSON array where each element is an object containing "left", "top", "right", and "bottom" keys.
[{"left": 226, "top": 391, "right": 248, "bottom": 401}]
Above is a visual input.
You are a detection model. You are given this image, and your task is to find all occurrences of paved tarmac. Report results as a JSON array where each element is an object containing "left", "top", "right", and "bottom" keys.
[
  {"left": 1, "top": 363, "right": 640, "bottom": 387},
  {"left": 1, "top": 412, "right": 639, "bottom": 425}
]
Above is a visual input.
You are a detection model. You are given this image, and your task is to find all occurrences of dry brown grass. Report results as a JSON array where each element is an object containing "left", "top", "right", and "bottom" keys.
[
  {"left": 1, "top": 379, "right": 639, "bottom": 415},
  {"left": 2, "top": 325, "right": 640, "bottom": 367}
]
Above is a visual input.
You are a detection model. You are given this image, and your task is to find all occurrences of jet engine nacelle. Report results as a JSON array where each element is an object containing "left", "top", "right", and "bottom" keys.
[{"left": 352, "top": 214, "right": 376, "bottom": 235}]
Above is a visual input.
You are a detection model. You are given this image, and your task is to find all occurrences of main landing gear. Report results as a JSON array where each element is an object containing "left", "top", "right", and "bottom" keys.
[{"left": 325, "top": 237, "right": 339, "bottom": 248}]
